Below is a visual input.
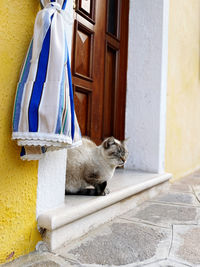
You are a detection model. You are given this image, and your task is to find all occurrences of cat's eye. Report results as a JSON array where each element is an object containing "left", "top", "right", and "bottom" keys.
[{"left": 118, "top": 147, "right": 122, "bottom": 153}]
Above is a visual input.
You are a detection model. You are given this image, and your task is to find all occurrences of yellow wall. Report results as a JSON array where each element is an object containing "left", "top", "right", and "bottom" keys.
[
  {"left": 166, "top": 0, "right": 200, "bottom": 180},
  {"left": 0, "top": 1, "right": 41, "bottom": 263}
]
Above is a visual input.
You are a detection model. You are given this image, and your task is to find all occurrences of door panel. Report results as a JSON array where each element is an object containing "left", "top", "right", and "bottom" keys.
[
  {"left": 72, "top": 0, "right": 129, "bottom": 144},
  {"left": 74, "top": 85, "right": 92, "bottom": 136},
  {"left": 107, "top": 0, "right": 120, "bottom": 38},
  {"left": 73, "top": 21, "right": 94, "bottom": 80},
  {"left": 103, "top": 45, "right": 118, "bottom": 138},
  {"left": 76, "top": 0, "right": 96, "bottom": 23}
]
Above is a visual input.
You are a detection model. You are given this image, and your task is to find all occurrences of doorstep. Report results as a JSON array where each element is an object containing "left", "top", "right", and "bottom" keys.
[{"left": 37, "top": 169, "right": 172, "bottom": 251}]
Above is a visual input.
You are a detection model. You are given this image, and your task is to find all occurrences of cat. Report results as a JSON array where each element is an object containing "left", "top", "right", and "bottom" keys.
[{"left": 65, "top": 136, "right": 128, "bottom": 196}]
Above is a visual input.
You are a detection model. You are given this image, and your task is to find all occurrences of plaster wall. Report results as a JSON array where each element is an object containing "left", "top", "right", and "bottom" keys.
[
  {"left": 0, "top": 1, "right": 41, "bottom": 263},
  {"left": 165, "top": 0, "right": 200, "bottom": 179},
  {"left": 125, "top": 0, "right": 169, "bottom": 173}
]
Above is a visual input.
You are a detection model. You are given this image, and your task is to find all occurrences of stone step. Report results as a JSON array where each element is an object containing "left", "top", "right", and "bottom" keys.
[{"left": 37, "top": 169, "right": 172, "bottom": 251}]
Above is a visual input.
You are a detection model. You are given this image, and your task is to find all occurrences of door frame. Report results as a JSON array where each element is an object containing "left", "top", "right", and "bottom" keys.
[
  {"left": 36, "top": 0, "right": 169, "bottom": 217},
  {"left": 125, "top": 0, "right": 169, "bottom": 173}
]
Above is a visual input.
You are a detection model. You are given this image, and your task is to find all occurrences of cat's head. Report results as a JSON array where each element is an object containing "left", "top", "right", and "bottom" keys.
[{"left": 101, "top": 137, "right": 128, "bottom": 167}]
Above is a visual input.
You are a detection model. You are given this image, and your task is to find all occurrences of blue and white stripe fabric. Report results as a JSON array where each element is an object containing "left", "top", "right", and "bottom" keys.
[{"left": 12, "top": 0, "right": 82, "bottom": 160}]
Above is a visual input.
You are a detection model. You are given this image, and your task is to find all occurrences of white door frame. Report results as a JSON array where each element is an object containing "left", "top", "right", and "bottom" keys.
[
  {"left": 125, "top": 0, "right": 169, "bottom": 173},
  {"left": 36, "top": 0, "right": 169, "bottom": 217}
]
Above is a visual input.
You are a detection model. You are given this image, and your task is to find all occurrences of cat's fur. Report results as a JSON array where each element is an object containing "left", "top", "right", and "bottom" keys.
[{"left": 65, "top": 136, "right": 128, "bottom": 196}]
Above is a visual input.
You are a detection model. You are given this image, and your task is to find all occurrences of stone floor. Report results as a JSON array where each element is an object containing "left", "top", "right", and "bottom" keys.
[{"left": 2, "top": 172, "right": 200, "bottom": 267}]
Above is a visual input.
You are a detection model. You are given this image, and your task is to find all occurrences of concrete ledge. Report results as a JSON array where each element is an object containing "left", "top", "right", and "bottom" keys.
[{"left": 38, "top": 170, "right": 171, "bottom": 232}]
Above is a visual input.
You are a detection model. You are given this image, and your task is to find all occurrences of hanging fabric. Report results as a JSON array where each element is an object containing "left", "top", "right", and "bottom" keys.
[{"left": 12, "top": 0, "right": 82, "bottom": 160}]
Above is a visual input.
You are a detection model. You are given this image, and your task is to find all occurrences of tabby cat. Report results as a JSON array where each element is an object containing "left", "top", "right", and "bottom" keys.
[{"left": 65, "top": 136, "right": 128, "bottom": 196}]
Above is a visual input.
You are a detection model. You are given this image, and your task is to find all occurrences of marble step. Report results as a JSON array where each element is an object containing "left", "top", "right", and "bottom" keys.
[{"left": 37, "top": 169, "right": 172, "bottom": 251}]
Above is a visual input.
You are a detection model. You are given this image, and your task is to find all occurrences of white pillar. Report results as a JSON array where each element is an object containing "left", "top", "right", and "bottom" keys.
[
  {"left": 36, "top": 149, "right": 67, "bottom": 217},
  {"left": 36, "top": 0, "right": 73, "bottom": 217},
  {"left": 125, "top": 0, "right": 169, "bottom": 173}
]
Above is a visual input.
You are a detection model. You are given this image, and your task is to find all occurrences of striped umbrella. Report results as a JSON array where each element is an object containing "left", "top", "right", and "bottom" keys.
[{"left": 12, "top": 0, "right": 82, "bottom": 160}]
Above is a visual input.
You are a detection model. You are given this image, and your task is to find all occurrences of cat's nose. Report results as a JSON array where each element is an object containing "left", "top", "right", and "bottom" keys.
[{"left": 120, "top": 157, "right": 126, "bottom": 163}]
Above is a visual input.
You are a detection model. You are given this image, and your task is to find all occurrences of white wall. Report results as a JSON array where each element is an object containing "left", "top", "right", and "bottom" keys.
[{"left": 125, "top": 0, "right": 169, "bottom": 173}]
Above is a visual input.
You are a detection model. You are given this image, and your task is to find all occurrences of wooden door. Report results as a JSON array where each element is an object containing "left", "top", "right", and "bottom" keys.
[{"left": 72, "top": 0, "right": 129, "bottom": 145}]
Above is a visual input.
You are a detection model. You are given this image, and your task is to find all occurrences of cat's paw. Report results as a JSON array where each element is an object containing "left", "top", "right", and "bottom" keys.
[{"left": 102, "top": 188, "right": 110, "bottom": 196}]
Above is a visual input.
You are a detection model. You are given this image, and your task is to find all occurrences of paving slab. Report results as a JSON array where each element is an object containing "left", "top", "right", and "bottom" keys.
[
  {"left": 169, "top": 183, "right": 193, "bottom": 193},
  {"left": 180, "top": 173, "right": 200, "bottom": 185},
  {"left": 1, "top": 252, "right": 73, "bottom": 267},
  {"left": 55, "top": 219, "right": 171, "bottom": 266},
  {"left": 192, "top": 184, "right": 200, "bottom": 203},
  {"left": 144, "top": 259, "right": 192, "bottom": 266},
  {"left": 169, "top": 225, "right": 200, "bottom": 266},
  {"left": 121, "top": 202, "right": 200, "bottom": 228},
  {"left": 28, "top": 261, "right": 60, "bottom": 267},
  {"left": 151, "top": 192, "right": 200, "bottom": 206}
]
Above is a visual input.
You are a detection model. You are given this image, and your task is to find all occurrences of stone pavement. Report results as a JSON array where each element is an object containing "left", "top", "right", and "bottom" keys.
[{"left": 2, "top": 172, "right": 200, "bottom": 267}]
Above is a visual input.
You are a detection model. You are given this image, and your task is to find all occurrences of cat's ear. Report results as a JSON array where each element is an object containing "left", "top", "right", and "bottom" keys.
[
  {"left": 103, "top": 136, "right": 115, "bottom": 149},
  {"left": 121, "top": 137, "right": 130, "bottom": 146}
]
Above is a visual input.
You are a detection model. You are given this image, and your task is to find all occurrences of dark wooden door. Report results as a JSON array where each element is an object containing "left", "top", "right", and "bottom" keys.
[{"left": 72, "top": 0, "right": 129, "bottom": 145}]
